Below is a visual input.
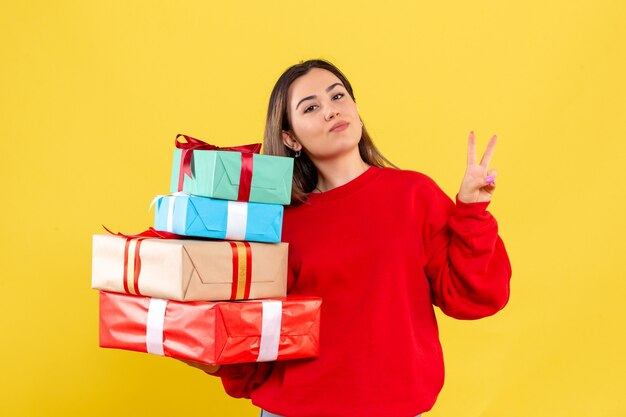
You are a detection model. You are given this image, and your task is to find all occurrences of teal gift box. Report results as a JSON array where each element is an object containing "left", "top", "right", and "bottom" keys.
[
  {"left": 170, "top": 149, "right": 294, "bottom": 205},
  {"left": 153, "top": 193, "right": 284, "bottom": 243}
]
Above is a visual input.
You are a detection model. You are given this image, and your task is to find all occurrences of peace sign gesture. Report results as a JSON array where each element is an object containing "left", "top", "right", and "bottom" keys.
[{"left": 457, "top": 131, "right": 498, "bottom": 204}]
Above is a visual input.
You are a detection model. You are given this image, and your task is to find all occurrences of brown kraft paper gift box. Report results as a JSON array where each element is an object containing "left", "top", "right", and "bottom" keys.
[{"left": 92, "top": 234, "right": 288, "bottom": 301}]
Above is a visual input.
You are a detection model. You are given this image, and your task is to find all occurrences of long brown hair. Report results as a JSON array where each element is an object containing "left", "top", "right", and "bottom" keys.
[{"left": 263, "top": 59, "right": 395, "bottom": 203}]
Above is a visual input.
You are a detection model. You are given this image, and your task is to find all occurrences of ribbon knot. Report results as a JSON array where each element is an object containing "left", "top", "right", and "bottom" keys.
[{"left": 175, "top": 134, "right": 262, "bottom": 201}]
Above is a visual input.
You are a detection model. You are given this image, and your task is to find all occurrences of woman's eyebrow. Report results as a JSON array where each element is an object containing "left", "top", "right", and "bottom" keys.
[{"left": 295, "top": 82, "right": 345, "bottom": 110}]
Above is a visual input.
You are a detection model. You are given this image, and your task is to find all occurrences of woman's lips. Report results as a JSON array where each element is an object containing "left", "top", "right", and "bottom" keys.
[{"left": 330, "top": 121, "right": 349, "bottom": 132}]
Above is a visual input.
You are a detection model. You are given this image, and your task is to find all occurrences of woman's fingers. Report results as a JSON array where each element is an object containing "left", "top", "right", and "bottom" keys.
[
  {"left": 484, "top": 168, "right": 498, "bottom": 185},
  {"left": 468, "top": 132, "right": 497, "bottom": 169},
  {"left": 467, "top": 131, "right": 477, "bottom": 166},
  {"left": 460, "top": 132, "right": 500, "bottom": 202},
  {"left": 480, "top": 135, "right": 497, "bottom": 168},
  {"left": 483, "top": 168, "right": 498, "bottom": 194}
]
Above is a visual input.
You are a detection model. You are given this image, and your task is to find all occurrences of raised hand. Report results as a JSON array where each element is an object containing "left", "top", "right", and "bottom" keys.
[{"left": 457, "top": 131, "right": 498, "bottom": 204}]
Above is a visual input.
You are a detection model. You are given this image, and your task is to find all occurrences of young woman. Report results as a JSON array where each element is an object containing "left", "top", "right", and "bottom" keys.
[{"left": 189, "top": 60, "right": 512, "bottom": 417}]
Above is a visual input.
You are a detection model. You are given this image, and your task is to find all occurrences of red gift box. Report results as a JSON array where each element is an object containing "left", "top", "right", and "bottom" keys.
[{"left": 98, "top": 291, "right": 321, "bottom": 365}]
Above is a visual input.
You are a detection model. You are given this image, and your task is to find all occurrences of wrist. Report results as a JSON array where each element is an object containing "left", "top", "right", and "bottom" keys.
[{"left": 455, "top": 194, "right": 490, "bottom": 212}]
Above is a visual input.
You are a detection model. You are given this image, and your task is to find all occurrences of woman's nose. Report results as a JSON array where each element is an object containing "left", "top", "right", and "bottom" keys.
[{"left": 324, "top": 106, "right": 340, "bottom": 121}]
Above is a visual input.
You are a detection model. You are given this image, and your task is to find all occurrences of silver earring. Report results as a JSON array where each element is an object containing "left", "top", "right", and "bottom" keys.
[{"left": 294, "top": 150, "right": 301, "bottom": 158}]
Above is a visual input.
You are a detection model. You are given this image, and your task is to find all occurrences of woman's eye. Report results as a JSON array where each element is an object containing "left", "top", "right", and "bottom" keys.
[
  {"left": 332, "top": 93, "right": 344, "bottom": 100},
  {"left": 303, "top": 105, "right": 318, "bottom": 113}
]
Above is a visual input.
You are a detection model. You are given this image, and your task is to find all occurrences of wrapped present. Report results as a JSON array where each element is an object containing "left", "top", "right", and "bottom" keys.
[
  {"left": 99, "top": 291, "right": 321, "bottom": 365},
  {"left": 92, "top": 233, "right": 287, "bottom": 301},
  {"left": 169, "top": 134, "right": 293, "bottom": 204},
  {"left": 153, "top": 193, "right": 283, "bottom": 243}
]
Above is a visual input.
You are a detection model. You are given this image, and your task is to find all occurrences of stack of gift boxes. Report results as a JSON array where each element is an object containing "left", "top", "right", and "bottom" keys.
[{"left": 92, "top": 134, "right": 321, "bottom": 366}]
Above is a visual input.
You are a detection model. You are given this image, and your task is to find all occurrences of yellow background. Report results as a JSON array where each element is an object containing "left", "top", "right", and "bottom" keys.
[{"left": 1, "top": 1, "right": 625, "bottom": 416}]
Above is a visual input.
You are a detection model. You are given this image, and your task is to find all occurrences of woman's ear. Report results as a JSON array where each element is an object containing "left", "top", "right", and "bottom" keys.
[{"left": 282, "top": 131, "right": 302, "bottom": 152}]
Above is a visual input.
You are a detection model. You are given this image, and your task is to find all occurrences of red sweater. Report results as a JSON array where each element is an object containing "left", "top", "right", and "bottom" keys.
[{"left": 217, "top": 166, "right": 511, "bottom": 417}]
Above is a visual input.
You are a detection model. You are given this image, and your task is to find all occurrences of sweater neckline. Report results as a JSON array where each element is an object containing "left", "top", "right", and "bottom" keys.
[{"left": 303, "top": 166, "right": 383, "bottom": 204}]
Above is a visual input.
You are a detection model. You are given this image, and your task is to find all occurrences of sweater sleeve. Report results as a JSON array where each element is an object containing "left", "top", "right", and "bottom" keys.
[
  {"left": 422, "top": 183, "right": 512, "bottom": 320},
  {"left": 213, "top": 362, "right": 273, "bottom": 399}
]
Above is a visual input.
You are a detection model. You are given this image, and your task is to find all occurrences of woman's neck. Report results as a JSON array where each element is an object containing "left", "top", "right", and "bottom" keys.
[{"left": 312, "top": 151, "right": 371, "bottom": 193}]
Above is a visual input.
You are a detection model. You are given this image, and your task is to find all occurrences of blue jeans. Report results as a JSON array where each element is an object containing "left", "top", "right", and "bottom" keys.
[{"left": 260, "top": 411, "right": 421, "bottom": 417}]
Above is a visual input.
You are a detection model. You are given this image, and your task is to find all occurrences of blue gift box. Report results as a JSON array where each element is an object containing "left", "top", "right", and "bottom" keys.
[{"left": 153, "top": 193, "right": 283, "bottom": 243}]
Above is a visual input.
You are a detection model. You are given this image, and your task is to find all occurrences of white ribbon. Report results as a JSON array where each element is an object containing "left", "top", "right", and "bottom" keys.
[
  {"left": 149, "top": 195, "right": 165, "bottom": 212},
  {"left": 257, "top": 300, "right": 282, "bottom": 362},
  {"left": 149, "top": 192, "right": 188, "bottom": 211},
  {"left": 146, "top": 298, "right": 168, "bottom": 356},
  {"left": 149, "top": 192, "right": 188, "bottom": 233},
  {"left": 225, "top": 200, "right": 248, "bottom": 241},
  {"left": 166, "top": 196, "right": 176, "bottom": 232}
]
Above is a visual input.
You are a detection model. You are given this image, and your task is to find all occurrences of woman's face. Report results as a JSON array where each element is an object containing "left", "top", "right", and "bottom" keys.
[{"left": 283, "top": 68, "right": 362, "bottom": 161}]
